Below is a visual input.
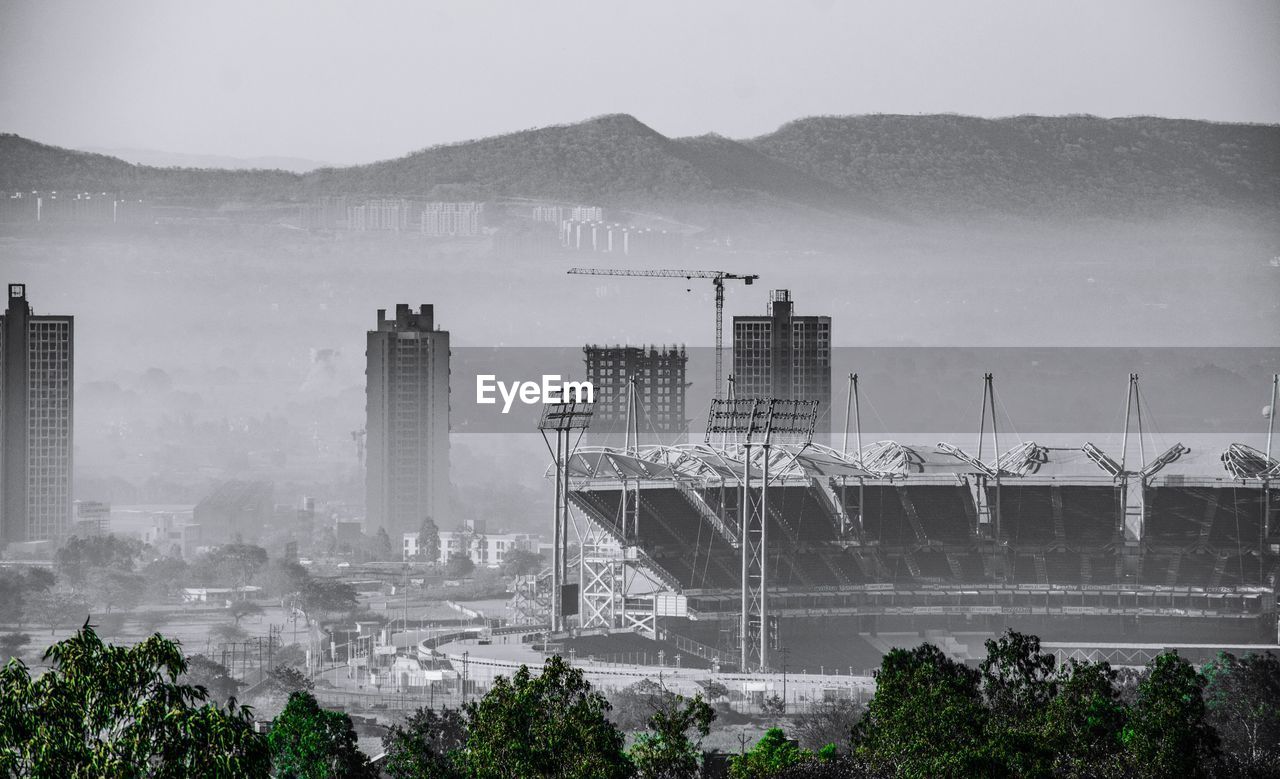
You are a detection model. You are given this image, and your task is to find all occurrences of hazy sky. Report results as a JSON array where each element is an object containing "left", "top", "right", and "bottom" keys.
[{"left": 2, "top": 0, "right": 1277, "bottom": 164}]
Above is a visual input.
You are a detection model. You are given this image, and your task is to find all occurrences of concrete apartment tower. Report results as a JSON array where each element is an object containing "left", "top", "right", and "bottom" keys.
[
  {"left": 1, "top": 283, "right": 73, "bottom": 544},
  {"left": 732, "top": 289, "right": 832, "bottom": 428},
  {"left": 365, "top": 304, "right": 449, "bottom": 539}
]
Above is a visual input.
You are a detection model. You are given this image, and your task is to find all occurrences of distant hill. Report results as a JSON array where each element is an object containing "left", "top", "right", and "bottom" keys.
[
  {"left": 747, "top": 114, "right": 1280, "bottom": 218},
  {"left": 2, "top": 113, "right": 1277, "bottom": 220},
  {"left": 82, "top": 147, "right": 331, "bottom": 173},
  {"left": 0, "top": 134, "right": 300, "bottom": 204}
]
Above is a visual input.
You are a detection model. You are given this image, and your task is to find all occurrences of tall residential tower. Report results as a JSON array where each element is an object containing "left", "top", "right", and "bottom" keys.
[
  {"left": 365, "top": 304, "right": 450, "bottom": 538},
  {"left": 1, "top": 283, "right": 73, "bottom": 543},
  {"left": 732, "top": 289, "right": 831, "bottom": 427}
]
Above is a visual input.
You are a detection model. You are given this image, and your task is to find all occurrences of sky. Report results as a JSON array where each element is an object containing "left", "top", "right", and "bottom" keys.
[{"left": 1, "top": 0, "right": 1278, "bottom": 164}]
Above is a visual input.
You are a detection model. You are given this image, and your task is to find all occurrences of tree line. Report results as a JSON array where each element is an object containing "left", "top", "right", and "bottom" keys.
[{"left": 2, "top": 624, "right": 1278, "bottom": 777}]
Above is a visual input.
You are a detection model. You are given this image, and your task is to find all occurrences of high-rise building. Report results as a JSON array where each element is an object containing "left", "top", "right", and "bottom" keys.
[
  {"left": 732, "top": 289, "right": 832, "bottom": 427},
  {"left": 1, "top": 283, "right": 73, "bottom": 543},
  {"left": 366, "top": 304, "right": 450, "bottom": 539},
  {"left": 584, "top": 345, "right": 688, "bottom": 444}
]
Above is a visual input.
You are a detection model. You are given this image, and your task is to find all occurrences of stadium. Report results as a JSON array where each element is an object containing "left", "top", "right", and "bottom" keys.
[{"left": 511, "top": 389, "right": 1280, "bottom": 675}]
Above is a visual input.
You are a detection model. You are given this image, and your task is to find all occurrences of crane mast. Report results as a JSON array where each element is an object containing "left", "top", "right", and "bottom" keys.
[{"left": 567, "top": 267, "right": 758, "bottom": 397}]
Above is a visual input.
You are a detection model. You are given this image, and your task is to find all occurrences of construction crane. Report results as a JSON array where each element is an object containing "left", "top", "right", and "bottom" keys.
[{"left": 567, "top": 268, "right": 758, "bottom": 398}]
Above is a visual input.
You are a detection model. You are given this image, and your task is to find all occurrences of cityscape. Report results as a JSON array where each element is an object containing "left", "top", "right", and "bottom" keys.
[{"left": 2, "top": 1, "right": 1279, "bottom": 777}]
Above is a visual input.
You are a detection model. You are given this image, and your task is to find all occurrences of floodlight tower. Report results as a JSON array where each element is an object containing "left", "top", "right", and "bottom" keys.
[
  {"left": 706, "top": 397, "right": 818, "bottom": 672},
  {"left": 538, "top": 401, "right": 593, "bottom": 634}
]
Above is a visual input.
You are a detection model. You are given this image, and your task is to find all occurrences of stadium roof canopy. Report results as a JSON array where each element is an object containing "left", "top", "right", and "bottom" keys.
[{"left": 550, "top": 441, "right": 1277, "bottom": 483}]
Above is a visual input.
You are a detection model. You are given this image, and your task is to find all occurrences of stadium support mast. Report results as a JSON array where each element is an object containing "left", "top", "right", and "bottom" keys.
[
  {"left": 1083, "top": 375, "right": 1189, "bottom": 547},
  {"left": 840, "top": 374, "right": 864, "bottom": 540},
  {"left": 567, "top": 268, "right": 758, "bottom": 399},
  {"left": 973, "top": 374, "right": 1003, "bottom": 544},
  {"left": 1268, "top": 374, "right": 1277, "bottom": 463}
]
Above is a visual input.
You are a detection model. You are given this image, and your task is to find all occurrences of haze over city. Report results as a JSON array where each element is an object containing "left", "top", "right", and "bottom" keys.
[{"left": 1, "top": 1, "right": 1279, "bottom": 775}]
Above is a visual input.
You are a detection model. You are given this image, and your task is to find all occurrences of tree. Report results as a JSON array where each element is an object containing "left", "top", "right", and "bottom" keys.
[
  {"left": 979, "top": 630, "right": 1059, "bottom": 776},
  {"left": 182, "top": 653, "right": 244, "bottom": 704},
  {"left": 0, "top": 568, "right": 54, "bottom": 626},
  {"left": 373, "top": 527, "right": 394, "bottom": 561},
  {"left": 1123, "top": 652, "right": 1219, "bottom": 778},
  {"left": 1042, "top": 659, "right": 1128, "bottom": 778},
  {"left": 853, "top": 643, "right": 995, "bottom": 778},
  {"left": 793, "top": 699, "right": 863, "bottom": 753},
  {"left": 629, "top": 692, "right": 715, "bottom": 779},
  {"left": 444, "top": 553, "right": 475, "bottom": 579},
  {"left": 761, "top": 694, "right": 787, "bottom": 717},
  {"left": 1201, "top": 651, "right": 1280, "bottom": 775},
  {"left": 23, "top": 588, "right": 89, "bottom": 635},
  {"left": 459, "top": 655, "right": 630, "bottom": 779},
  {"left": 268, "top": 690, "right": 375, "bottom": 779},
  {"left": 297, "top": 578, "right": 358, "bottom": 621},
  {"left": 0, "top": 633, "right": 30, "bottom": 663},
  {"left": 229, "top": 599, "right": 264, "bottom": 626},
  {"left": 417, "top": 517, "right": 441, "bottom": 563},
  {"left": 0, "top": 623, "right": 269, "bottom": 776},
  {"left": 262, "top": 558, "right": 311, "bottom": 601},
  {"left": 730, "top": 728, "right": 810, "bottom": 779},
  {"left": 382, "top": 706, "right": 467, "bottom": 779},
  {"left": 499, "top": 548, "right": 545, "bottom": 577},
  {"left": 54, "top": 535, "right": 143, "bottom": 583},
  {"left": 84, "top": 567, "right": 146, "bottom": 613},
  {"left": 262, "top": 664, "right": 315, "bottom": 698},
  {"left": 140, "top": 557, "right": 189, "bottom": 602},
  {"left": 610, "top": 678, "right": 679, "bottom": 732},
  {"left": 194, "top": 543, "right": 268, "bottom": 590},
  {"left": 699, "top": 679, "right": 729, "bottom": 701},
  {"left": 211, "top": 621, "right": 250, "bottom": 645}
]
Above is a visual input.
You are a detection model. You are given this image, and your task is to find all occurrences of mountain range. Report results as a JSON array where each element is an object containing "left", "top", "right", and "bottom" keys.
[{"left": 2, "top": 113, "right": 1277, "bottom": 222}]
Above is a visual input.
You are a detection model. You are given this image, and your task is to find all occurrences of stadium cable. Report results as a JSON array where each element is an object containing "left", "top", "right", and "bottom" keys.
[
  {"left": 991, "top": 382, "right": 1024, "bottom": 452},
  {"left": 1133, "top": 382, "right": 1169, "bottom": 466}
]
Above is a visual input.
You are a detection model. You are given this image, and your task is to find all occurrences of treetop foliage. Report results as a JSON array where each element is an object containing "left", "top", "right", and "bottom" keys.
[
  {"left": 458, "top": 655, "right": 630, "bottom": 779},
  {"left": 0, "top": 622, "right": 269, "bottom": 777}
]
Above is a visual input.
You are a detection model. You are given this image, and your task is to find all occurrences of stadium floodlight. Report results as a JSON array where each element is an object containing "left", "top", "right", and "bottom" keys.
[
  {"left": 537, "top": 400, "right": 594, "bottom": 432},
  {"left": 704, "top": 397, "right": 817, "bottom": 673},
  {"left": 539, "top": 400, "right": 594, "bottom": 634},
  {"left": 705, "top": 398, "right": 819, "bottom": 446}
]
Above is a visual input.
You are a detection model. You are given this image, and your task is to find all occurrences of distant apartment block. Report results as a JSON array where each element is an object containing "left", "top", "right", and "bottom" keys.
[
  {"left": 348, "top": 198, "right": 416, "bottom": 232},
  {"left": 532, "top": 204, "right": 603, "bottom": 224},
  {"left": 584, "top": 345, "right": 688, "bottom": 444},
  {"left": 560, "top": 220, "right": 682, "bottom": 257},
  {"left": 366, "top": 304, "right": 450, "bottom": 540},
  {"left": 193, "top": 480, "right": 274, "bottom": 546},
  {"left": 732, "top": 289, "right": 832, "bottom": 427},
  {"left": 421, "top": 202, "right": 483, "bottom": 237},
  {"left": 1, "top": 283, "right": 73, "bottom": 544},
  {"left": 0, "top": 191, "right": 152, "bottom": 225},
  {"left": 402, "top": 527, "right": 538, "bottom": 568},
  {"left": 298, "top": 197, "right": 484, "bottom": 236}
]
